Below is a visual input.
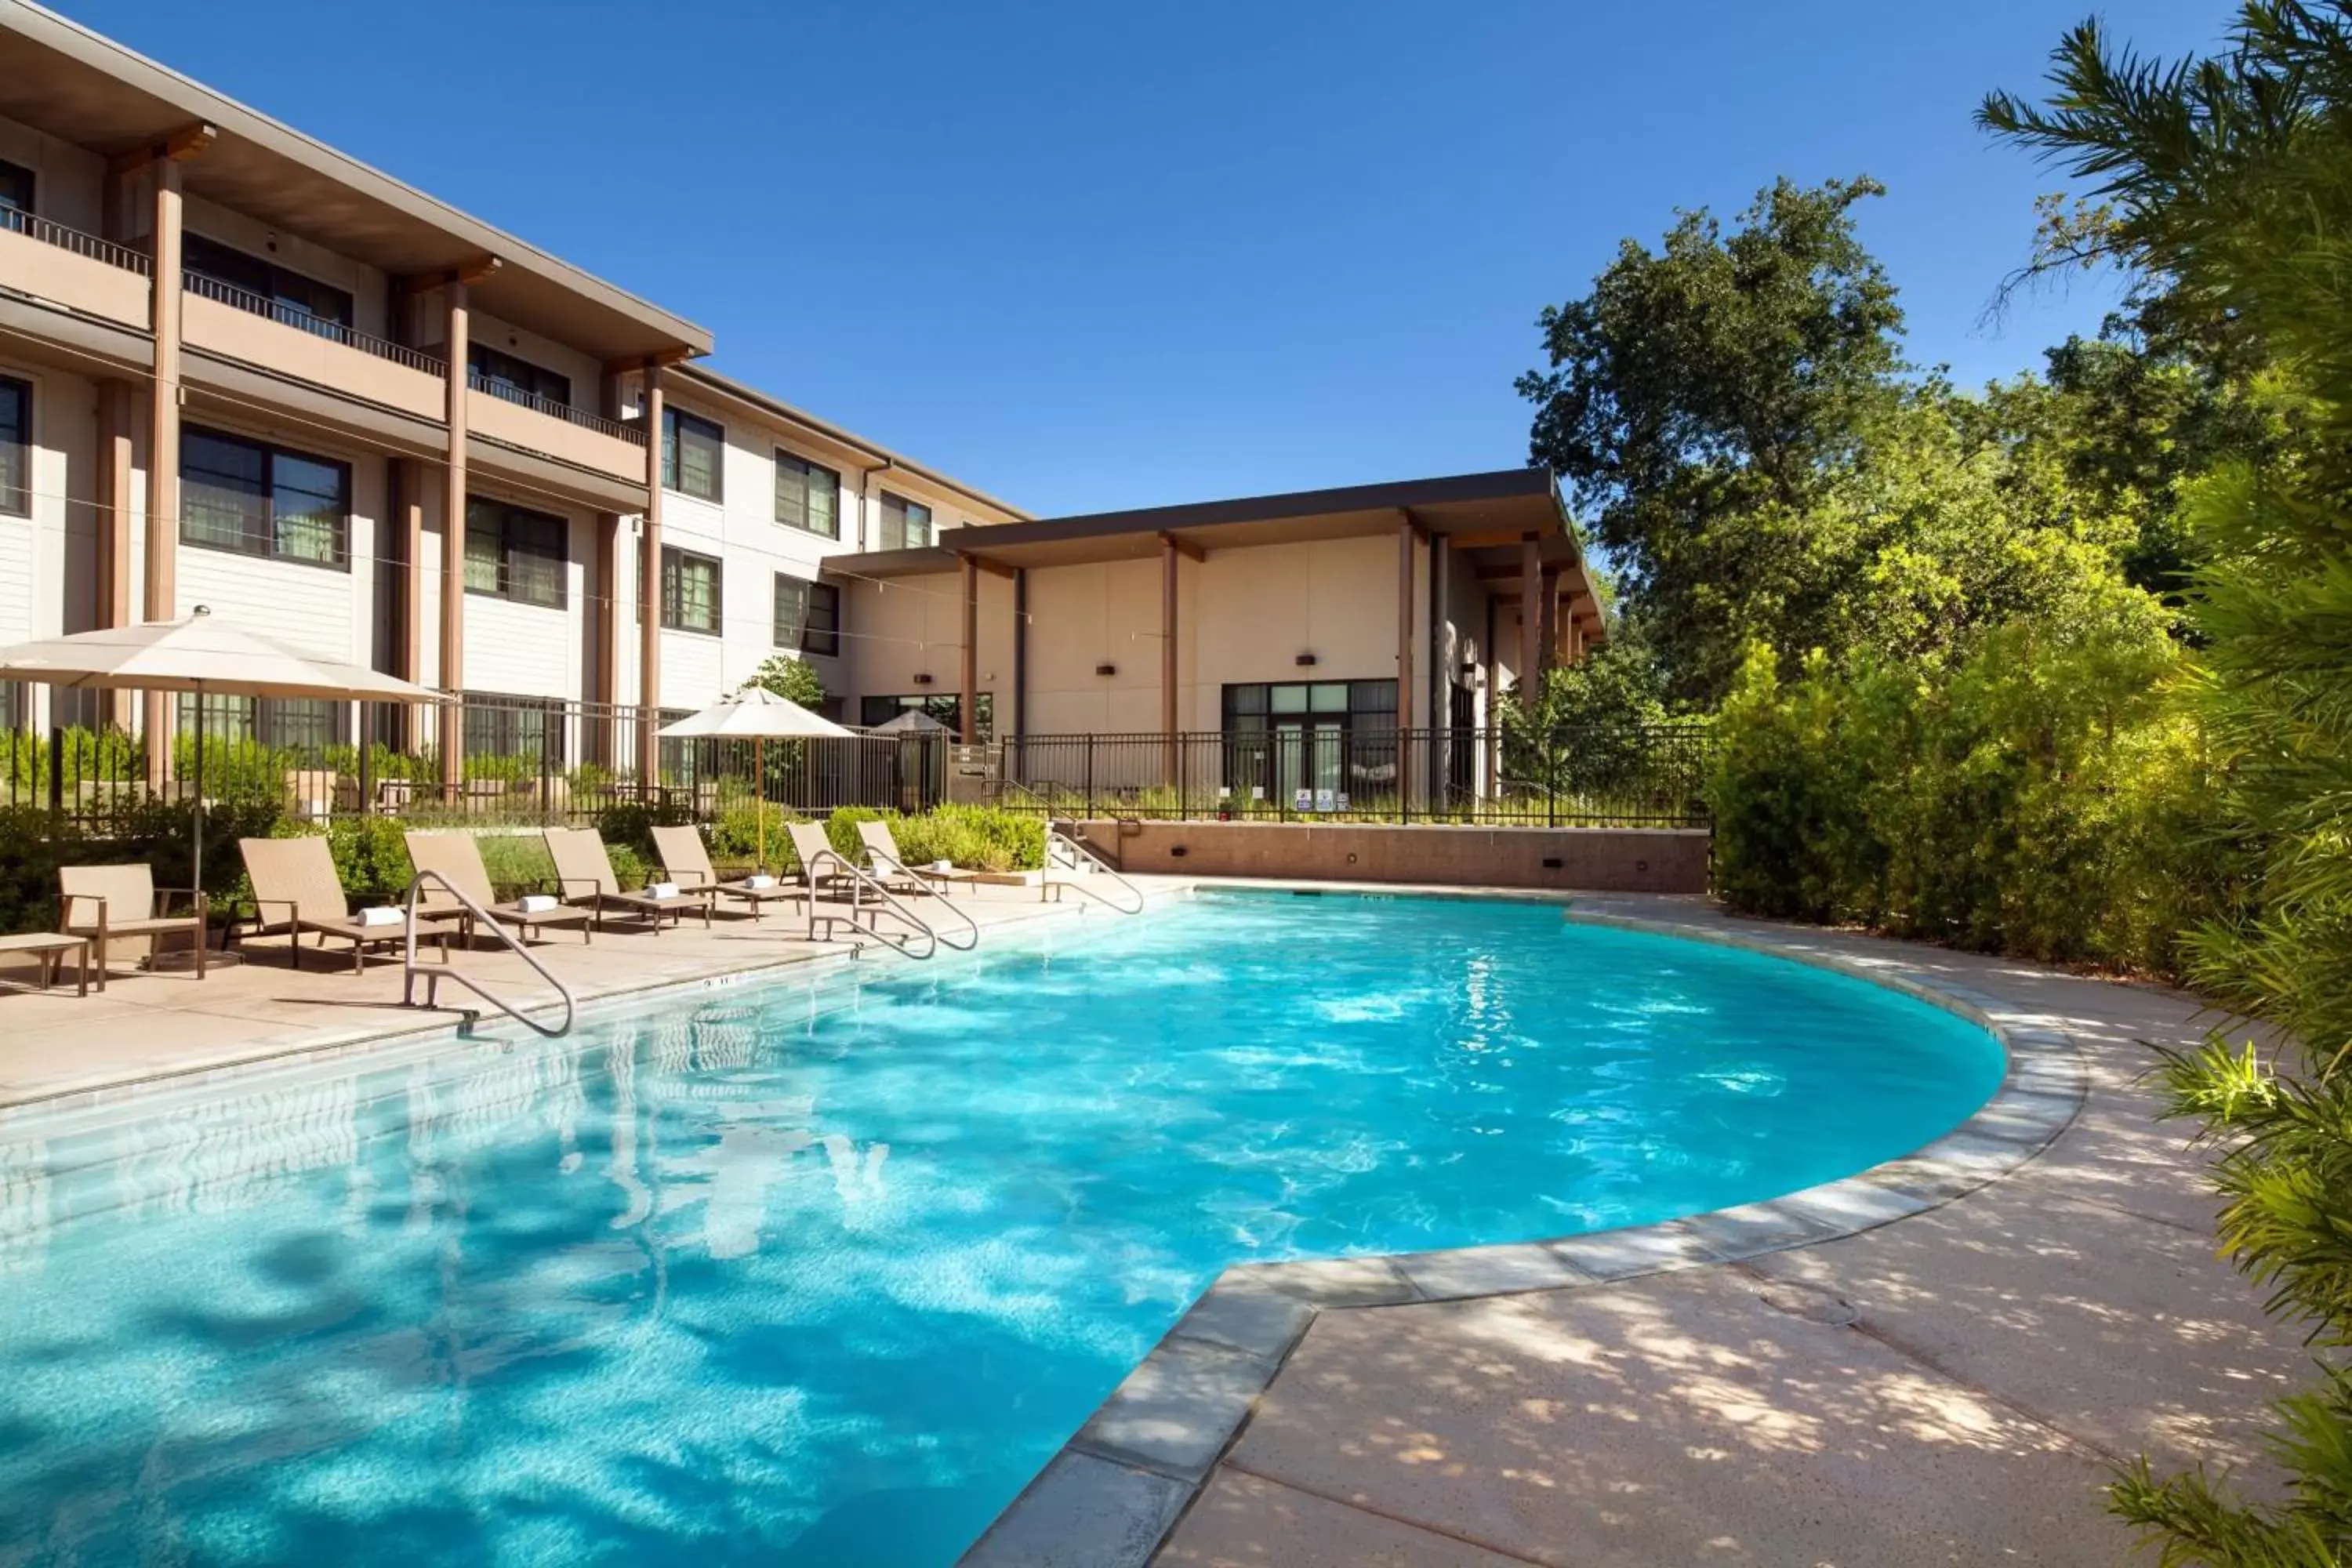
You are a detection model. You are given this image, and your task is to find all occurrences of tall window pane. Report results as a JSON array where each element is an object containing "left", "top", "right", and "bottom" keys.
[
  {"left": 0, "top": 376, "right": 27, "bottom": 517},
  {"left": 878, "top": 492, "right": 931, "bottom": 550},
  {"left": 180, "top": 427, "right": 349, "bottom": 569},
  {"left": 775, "top": 451, "right": 840, "bottom": 539},
  {"left": 465, "top": 499, "right": 567, "bottom": 609},
  {"left": 662, "top": 546, "right": 721, "bottom": 633},
  {"left": 662, "top": 408, "right": 724, "bottom": 502}
]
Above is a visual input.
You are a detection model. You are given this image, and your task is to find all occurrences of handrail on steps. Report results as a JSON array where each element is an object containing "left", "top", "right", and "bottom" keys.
[
  {"left": 802, "top": 846, "right": 943, "bottom": 958},
  {"left": 1047, "top": 820, "right": 1146, "bottom": 914},
  {"left": 401, "top": 869, "right": 578, "bottom": 1037},
  {"left": 857, "top": 844, "right": 981, "bottom": 951}
]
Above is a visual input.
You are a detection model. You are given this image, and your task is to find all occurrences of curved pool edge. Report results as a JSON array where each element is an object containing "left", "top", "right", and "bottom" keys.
[{"left": 956, "top": 903, "right": 2088, "bottom": 1568}]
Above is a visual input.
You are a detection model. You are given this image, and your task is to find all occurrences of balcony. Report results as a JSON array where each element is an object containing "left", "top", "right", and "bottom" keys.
[
  {"left": 466, "top": 372, "right": 647, "bottom": 487},
  {"left": 180, "top": 274, "right": 447, "bottom": 423},
  {"left": 0, "top": 208, "right": 151, "bottom": 331}
]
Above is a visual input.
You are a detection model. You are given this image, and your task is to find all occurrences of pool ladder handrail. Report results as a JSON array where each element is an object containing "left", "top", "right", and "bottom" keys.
[
  {"left": 801, "top": 845, "right": 944, "bottom": 958},
  {"left": 854, "top": 844, "right": 981, "bottom": 951},
  {"left": 1047, "top": 820, "right": 1145, "bottom": 914},
  {"left": 399, "top": 869, "right": 578, "bottom": 1037}
]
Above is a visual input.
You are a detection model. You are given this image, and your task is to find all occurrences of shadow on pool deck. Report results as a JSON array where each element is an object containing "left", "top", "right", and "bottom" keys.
[{"left": 1123, "top": 896, "right": 2299, "bottom": 1568}]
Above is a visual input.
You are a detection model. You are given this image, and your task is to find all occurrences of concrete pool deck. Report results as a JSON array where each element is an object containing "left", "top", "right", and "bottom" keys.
[
  {"left": 966, "top": 889, "right": 2307, "bottom": 1568},
  {"left": 0, "top": 879, "right": 2303, "bottom": 1565}
]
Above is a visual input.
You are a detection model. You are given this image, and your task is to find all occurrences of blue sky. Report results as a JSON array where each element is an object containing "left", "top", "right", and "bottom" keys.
[{"left": 69, "top": 0, "right": 2227, "bottom": 517}]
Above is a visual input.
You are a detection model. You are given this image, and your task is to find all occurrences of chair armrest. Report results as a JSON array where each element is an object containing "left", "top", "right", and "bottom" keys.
[
  {"left": 552, "top": 876, "right": 603, "bottom": 898},
  {"left": 151, "top": 886, "right": 203, "bottom": 917},
  {"left": 58, "top": 891, "right": 107, "bottom": 927},
  {"left": 249, "top": 896, "right": 300, "bottom": 927}
]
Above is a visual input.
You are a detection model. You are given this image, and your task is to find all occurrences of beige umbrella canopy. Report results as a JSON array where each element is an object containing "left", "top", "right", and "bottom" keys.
[
  {"left": 0, "top": 607, "right": 451, "bottom": 898},
  {"left": 659, "top": 688, "right": 851, "bottom": 869}
]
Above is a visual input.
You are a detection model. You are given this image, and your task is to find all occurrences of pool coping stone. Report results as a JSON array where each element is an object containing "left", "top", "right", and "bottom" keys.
[{"left": 956, "top": 898, "right": 2086, "bottom": 1568}]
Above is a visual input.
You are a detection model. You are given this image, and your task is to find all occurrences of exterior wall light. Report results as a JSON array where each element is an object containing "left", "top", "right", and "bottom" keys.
[
  {"left": 1095, "top": 662, "right": 1117, "bottom": 677},
  {"left": 1294, "top": 652, "right": 1318, "bottom": 667},
  {"left": 912, "top": 673, "right": 935, "bottom": 685}
]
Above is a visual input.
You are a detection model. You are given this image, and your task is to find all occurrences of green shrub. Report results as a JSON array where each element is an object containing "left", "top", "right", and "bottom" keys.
[
  {"left": 817, "top": 804, "right": 1046, "bottom": 874},
  {"left": 595, "top": 800, "right": 693, "bottom": 862}
]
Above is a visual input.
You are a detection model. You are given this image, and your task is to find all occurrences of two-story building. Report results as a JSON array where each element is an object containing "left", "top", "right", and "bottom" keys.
[{"left": 0, "top": 0, "right": 1600, "bottom": 808}]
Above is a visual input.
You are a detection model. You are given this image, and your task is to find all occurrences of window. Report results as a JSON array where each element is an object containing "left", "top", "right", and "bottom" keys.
[
  {"left": 774, "top": 575, "right": 840, "bottom": 655},
  {"left": 183, "top": 233, "right": 354, "bottom": 336},
  {"left": 463, "top": 692, "right": 566, "bottom": 766},
  {"left": 464, "top": 499, "right": 568, "bottom": 608},
  {"left": 861, "top": 692, "right": 990, "bottom": 739},
  {"left": 176, "top": 694, "right": 345, "bottom": 753},
  {"left": 468, "top": 344, "right": 572, "bottom": 410},
  {"left": 661, "top": 546, "right": 722, "bottom": 633},
  {"left": 774, "top": 450, "right": 840, "bottom": 538},
  {"left": 662, "top": 407, "right": 724, "bottom": 501},
  {"left": 0, "top": 375, "right": 26, "bottom": 518},
  {"left": 877, "top": 491, "right": 932, "bottom": 551},
  {"left": 0, "top": 158, "right": 33, "bottom": 230},
  {"left": 182, "top": 426, "right": 350, "bottom": 568},
  {"left": 1222, "top": 680, "right": 1397, "bottom": 731}
]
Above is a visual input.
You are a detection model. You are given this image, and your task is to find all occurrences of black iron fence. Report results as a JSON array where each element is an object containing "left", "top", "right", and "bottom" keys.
[
  {"left": 998, "top": 724, "right": 1710, "bottom": 827},
  {"left": 0, "top": 695, "right": 947, "bottom": 830}
]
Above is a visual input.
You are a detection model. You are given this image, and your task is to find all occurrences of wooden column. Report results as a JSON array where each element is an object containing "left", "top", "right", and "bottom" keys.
[
  {"left": 1518, "top": 535, "right": 1541, "bottom": 713},
  {"left": 593, "top": 368, "right": 624, "bottom": 768},
  {"left": 143, "top": 157, "right": 185, "bottom": 786},
  {"left": 637, "top": 361, "right": 666, "bottom": 789},
  {"left": 391, "top": 458, "right": 427, "bottom": 748},
  {"left": 1396, "top": 517, "right": 1416, "bottom": 735},
  {"left": 1538, "top": 566, "right": 1561, "bottom": 690},
  {"left": 1428, "top": 531, "right": 1450, "bottom": 804},
  {"left": 1161, "top": 534, "right": 1180, "bottom": 786},
  {"left": 1483, "top": 595, "right": 1501, "bottom": 798},
  {"left": 438, "top": 279, "right": 470, "bottom": 801},
  {"left": 959, "top": 554, "right": 979, "bottom": 744},
  {"left": 96, "top": 381, "right": 135, "bottom": 728}
]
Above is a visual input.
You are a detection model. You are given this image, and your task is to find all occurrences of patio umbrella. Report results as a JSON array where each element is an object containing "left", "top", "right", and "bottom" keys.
[
  {"left": 867, "top": 708, "right": 949, "bottom": 735},
  {"left": 0, "top": 605, "right": 450, "bottom": 904},
  {"left": 658, "top": 688, "right": 851, "bottom": 870}
]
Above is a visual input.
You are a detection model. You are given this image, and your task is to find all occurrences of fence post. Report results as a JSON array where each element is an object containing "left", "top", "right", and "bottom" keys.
[
  {"left": 1177, "top": 732, "right": 1186, "bottom": 822},
  {"left": 48, "top": 724, "right": 64, "bottom": 818},
  {"left": 1084, "top": 734, "right": 1095, "bottom": 822},
  {"left": 358, "top": 707, "right": 374, "bottom": 816}
]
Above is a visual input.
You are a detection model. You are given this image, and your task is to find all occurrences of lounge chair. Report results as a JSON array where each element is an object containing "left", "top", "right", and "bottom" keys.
[
  {"left": 238, "top": 836, "right": 455, "bottom": 973},
  {"left": 853, "top": 818, "right": 951, "bottom": 896},
  {"left": 542, "top": 826, "right": 713, "bottom": 933},
  {"left": 786, "top": 821, "right": 859, "bottom": 902},
  {"left": 404, "top": 831, "right": 593, "bottom": 946},
  {"left": 57, "top": 862, "right": 208, "bottom": 986},
  {"left": 650, "top": 825, "right": 801, "bottom": 922}
]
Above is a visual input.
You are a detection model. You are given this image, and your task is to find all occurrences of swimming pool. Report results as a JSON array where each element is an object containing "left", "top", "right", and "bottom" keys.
[{"left": 0, "top": 891, "right": 2002, "bottom": 1566}]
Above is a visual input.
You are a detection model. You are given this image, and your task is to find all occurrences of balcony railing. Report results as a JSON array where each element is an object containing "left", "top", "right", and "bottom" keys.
[
  {"left": 0, "top": 205, "right": 151, "bottom": 274},
  {"left": 467, "top": 371, "right": 646, "bottom": 445},
  {"left": 181, "top": 270, "right": 448, "bottom": 376}
]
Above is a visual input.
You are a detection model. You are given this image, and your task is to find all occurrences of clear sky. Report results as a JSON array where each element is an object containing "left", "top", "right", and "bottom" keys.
[{"left": 64, "top": 0, "right": 2228, "bottom": 517}]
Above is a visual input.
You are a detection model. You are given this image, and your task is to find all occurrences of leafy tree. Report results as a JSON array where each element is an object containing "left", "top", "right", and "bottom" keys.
[
  {"left": 739, "top": 653, "right": 828, "bottom": 709},
  {"left": 1985, "top": 5, "right": 2352, "bottom": 1561}
]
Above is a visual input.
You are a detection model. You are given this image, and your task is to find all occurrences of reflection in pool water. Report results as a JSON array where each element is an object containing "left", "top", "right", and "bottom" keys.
[{"left": 0, "top": 893, "right": 2002, "bottom": 1566}]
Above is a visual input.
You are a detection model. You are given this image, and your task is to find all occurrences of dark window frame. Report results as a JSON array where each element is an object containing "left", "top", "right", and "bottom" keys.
[
  {"left": 773, "top": 574, "right": 840, "bottom": 656},
  {"left": 0, "top": 158, "right": 34, "bottom": 222},
  {"left": 877, "top": 490, "right": 932, "bottom": 551},
  {"left": 660, "top": 544, "right": 724, "bottom": 634},
  {"left": 467, "top": 343, "right": 573, "bottom": 410},
  {"left": 773, "top": 448, "right": 841, "bottom": 539},
  {"left": 180, "top": 424, "right": 352, "bottom": 571},
  {"left": 662, "top": 407, "right": 725, "bottom": 503},
  {"left": 0, "top": 373, "right": 27, "bottom": 519},
  {"left": 182, "top": 231, "right": 354, "bottom": 332},
  {"left": 464, "top": 498, "right": 569, "bottom": 609}
]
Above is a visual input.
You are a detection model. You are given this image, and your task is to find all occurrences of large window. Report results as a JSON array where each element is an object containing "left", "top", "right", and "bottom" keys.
[
  {"left": 862, "top": 692, "right": 989, "bottom": 739},
  {"left": 463, "top": 692, "right": 566, "bottom": 767},
  {"left": 183, "top": 233, "right": 354, "bottom": 336},
  {"left": 182, "top": 426, "right": 350, "bottom": 568},
  {"left": 773, "top": 574, "right": 840, "bottom": 655},
  {"left": 1221, "top": 680, "right": 1399, "bottom": 808},
  {"left": 176, "top": 694, "right": 345, "bottom": 753},
  {"left": 468, "top": 344, "right": 572, "bottom": 410},
  {"left": 0, "top": 158, "right": 33, "bottom": 228},
  {"left": 464, "top": 499, "right": 568, "bottom": 608},
  {"left": 877, "top": 491, "right": 932, "bottom": 551},
  {"left": 0, "top": 375, "right": 26, "bottom": 518},
  {"left": 774, "top": 450, "right": 840, "bottom": 538},
  {"left": 661, "top": 546, "right": 722, "bottom": 633},
  {"left": 662, "top": 407, "right": 724, "bottom": 502}
]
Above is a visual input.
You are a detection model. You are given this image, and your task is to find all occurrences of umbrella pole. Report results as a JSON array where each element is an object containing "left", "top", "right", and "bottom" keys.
[
  {"left": 191, "top": 683, "right": 205, "bottom": 906},
  {"left": 756, "top": 736, "right": 766, "bottom": 872}
]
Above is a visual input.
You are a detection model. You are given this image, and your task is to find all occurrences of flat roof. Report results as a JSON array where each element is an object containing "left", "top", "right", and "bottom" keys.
[
  {"left": 828, "top": 466, "right": 1603, "bottom": 633},
  {"left": 0, "top": 0, "right": 711, "bottom": 361},
  {"left": 672, "top": 365, "right": 1032, "bottom": 521}
]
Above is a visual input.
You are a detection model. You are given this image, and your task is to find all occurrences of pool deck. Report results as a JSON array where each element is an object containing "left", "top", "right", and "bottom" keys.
[
  {"left": 968, "top": 887, "right": 2307, "bottom": 1568},
  {"left": 0, "top": 880, "right": 2304, "bottom": 1566}
]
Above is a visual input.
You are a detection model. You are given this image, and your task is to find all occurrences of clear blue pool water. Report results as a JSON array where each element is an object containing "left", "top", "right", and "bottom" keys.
[{"left": 0, "top": 891, "right": 2002, "bottom": 1567}]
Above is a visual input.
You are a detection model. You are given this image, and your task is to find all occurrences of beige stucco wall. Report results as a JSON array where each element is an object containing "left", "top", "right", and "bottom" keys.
[
  {"left": 840, "top": 568, "right": 1014, "bottom": 728},
  {"left": 1078, "top": 819, "right": 1711, "bottom": 894}
]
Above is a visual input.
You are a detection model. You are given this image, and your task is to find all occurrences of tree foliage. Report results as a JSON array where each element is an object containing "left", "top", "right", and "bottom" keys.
[
  {"left": 739, "top": 653, "right": 828, "bottom": 709},
  {"left": 1984, "top": 4, "right": 2352, "bottom": 1560}
]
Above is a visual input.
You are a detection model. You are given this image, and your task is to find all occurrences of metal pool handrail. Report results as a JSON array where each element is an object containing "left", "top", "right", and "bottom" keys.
[
  {"left": 803, "top": 845, "right": 942, "bottom": 958},
  {"left": 1047, "top": 820, "right": 1145, "bottom": 914},
  {"left": 856, "top": 844, "right": 981, "bottom": 951},
  {"left": 401, "top": 869, "right": 578, "bottom": 1037}
]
